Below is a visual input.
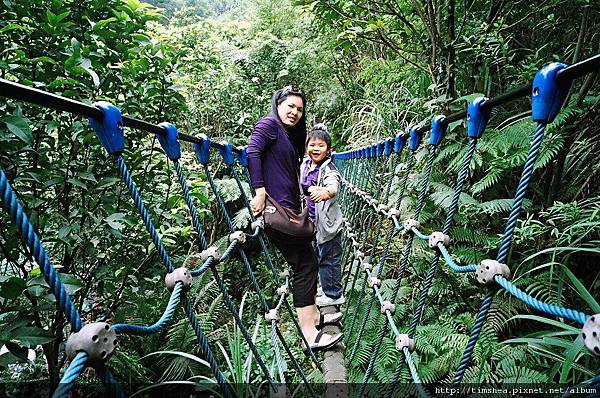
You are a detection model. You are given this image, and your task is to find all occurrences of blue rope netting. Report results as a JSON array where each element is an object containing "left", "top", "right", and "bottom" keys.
[
  {"left": 332, "top": 62, "right": 598, "bottom": 394},
  {"left": 1, "top": 58, "right": 599, "bottom": 398}
]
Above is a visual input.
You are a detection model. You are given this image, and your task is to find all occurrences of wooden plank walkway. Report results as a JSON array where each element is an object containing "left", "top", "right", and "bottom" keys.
[{"left": 321, "top": 305, "right": 348, "bottom": 398}]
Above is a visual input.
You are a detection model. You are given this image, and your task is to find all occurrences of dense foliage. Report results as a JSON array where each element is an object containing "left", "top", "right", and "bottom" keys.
[{"left": 0, "top": 0, "right": 598, "bottom": 393}]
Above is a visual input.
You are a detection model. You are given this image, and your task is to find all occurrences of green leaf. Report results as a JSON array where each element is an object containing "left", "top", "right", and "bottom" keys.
[
  {"left": 66, "top": 178, "right": 88, "bottom": 189},
  {"left": 79, "top": 58, "right": 100, "bottom": 87},
  {"left": 0, "top": 276, "right": 26, "bottom": 300},
  {"left": 59, "top": 274, "right": 84, "bottom": 295},
  {"left": 106, "top": 213, "right": 126, "bottom": 230},
  {"left": 3, "top": 115, "right": 33, "bottom": 145},
  {"left": 561, "top": 264, "right": 600, "bottom": 313},
  {"left": 4, "top": 342, "right": 29, "bottom": 362},
  {"left": 11, "top": 327, "right": 55, "bottom": 346},
  {"left": 0, "top": 23, "right": 28, "bottom": 34}
]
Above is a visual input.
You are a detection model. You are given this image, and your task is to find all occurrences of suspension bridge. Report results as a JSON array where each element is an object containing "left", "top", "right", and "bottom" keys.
[{"left": 0, "top": 55, "right": 599, "bottom": 397}]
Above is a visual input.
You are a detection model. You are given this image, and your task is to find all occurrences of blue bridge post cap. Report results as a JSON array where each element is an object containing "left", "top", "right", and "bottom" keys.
[
  {"left": 236, "top": 146, "right": 249, "bottom": 167},
  {"left": 430, "top": 115, "right": 447, "bottom": 146},
  {"left": 156, "top": 122, "right": 181, "bottom": 161},
  {"left": 409, "top": 127, "right": 421, "bottom": 151},
  {"left": 369, "top": 144, "right": 375, "bottom": 158},
  {"left": 467, "top": 97, "right": 490, "bottom": 138},
  {"left": 377, "top": 141, "right": 385, "bottom": 157},
  {"left": 384, "top": 139, "right": 392, "bottom": 156},
  {"left": 89, "top": 101, "right": 124, "bottom": 156},
  {"left": 193, "top": 134, "right": 211, "bottom": 165},
  {"left": 218, "top": 142, "right": 235, "bottom": 166},
  {"left": 532, "top": 62, "right": 572, "bottom": 123},
  {"left": 394, "top": 133, "right": 405, "bottom": 153}
]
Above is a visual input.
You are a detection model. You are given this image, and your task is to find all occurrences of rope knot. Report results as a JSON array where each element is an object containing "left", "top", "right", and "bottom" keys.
[
  {"left": 476, "top": 259, "right": 511, "bottom": 285},
  {"left": 264, "top": 309, "right": 280, "bottom": 323},
  {"left": 582, "top": 315, "right": 600, "bottom": 356},
  {"left": 381, "top": 300, "right": 396, "bottom": 315},
  {"left": 276, "top": 284, "right": 289, "bottom": 295},
  {"left": 361, "top": 262, "right": 372, "bottom": 272},
  {"left": 368, "top": 277, "right": 381, "bottom": 288},
  {"left": 395, "top": 334, "right": 415, "bottom": 352},
  {"left": 428, "top": 231, "right": 450, "bottom": 249},
  {"left": 250, "top": 217, "right": 264, "bottom": 231},
  {"left": 229, "top": 231, "right": 246, "bottom": 244},
  {"left": 200, "top": 246, "right": 220, "bottom": 263},
  {"left": 388, "top": 208, "right": 400, "bottom": 218},
  {"left": 403, "top": 218, "right": 420, "bottom": 235},
  {"left": 66, "top": 322, "right": 117, "bottom": 362},
  {"left": 165, "top": 267, "right": 193, "bottom": 292},
  {"left": 377, "top": 203, "right": 389, "bottom": 214}
]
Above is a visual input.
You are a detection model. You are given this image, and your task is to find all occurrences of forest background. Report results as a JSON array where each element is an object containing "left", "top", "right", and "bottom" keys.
[{"left": 0, "top": 0, "right": 599, "bottom": 394}]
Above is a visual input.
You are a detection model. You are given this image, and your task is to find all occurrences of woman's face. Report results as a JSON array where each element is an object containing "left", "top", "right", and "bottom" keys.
[{"left": 277, "top": 95, "right": 304, "bottom": 128}]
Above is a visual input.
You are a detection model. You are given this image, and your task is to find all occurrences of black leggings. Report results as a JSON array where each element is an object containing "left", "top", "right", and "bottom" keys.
[{"left": 267, "top": 229, "right": 318, "bottom": 307}]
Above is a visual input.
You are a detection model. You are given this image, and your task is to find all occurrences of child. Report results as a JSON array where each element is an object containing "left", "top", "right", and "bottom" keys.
[{"left": 301, "top": 124, "right": 345, "bottom": 307}]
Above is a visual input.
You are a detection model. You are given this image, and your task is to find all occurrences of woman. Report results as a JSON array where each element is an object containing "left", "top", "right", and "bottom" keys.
[{"left": 247, "top": 86, "right": 343, "bottom": 352}]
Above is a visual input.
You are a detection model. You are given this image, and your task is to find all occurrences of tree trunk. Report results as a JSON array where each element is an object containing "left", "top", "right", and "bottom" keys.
[{"left": 446, "top": 0, "right": 456, "bottom": 99}]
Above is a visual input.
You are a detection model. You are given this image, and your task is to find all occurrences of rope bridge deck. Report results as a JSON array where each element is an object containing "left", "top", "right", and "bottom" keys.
[{"left": 0, "top": 55, "right": 599, "bottom": 397}]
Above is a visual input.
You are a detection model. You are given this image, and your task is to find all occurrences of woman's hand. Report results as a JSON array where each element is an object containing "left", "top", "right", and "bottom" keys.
[{"left": 250, "top": 188, "right": 267, "bottom": 215}]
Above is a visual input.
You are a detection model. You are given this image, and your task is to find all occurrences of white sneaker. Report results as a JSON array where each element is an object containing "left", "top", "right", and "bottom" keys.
[
  {"left": 316, "top": 295, "right": 345, "bottom": 307},
  {"left": 316, "top": 287, "right": 324, "bottom": 297}
]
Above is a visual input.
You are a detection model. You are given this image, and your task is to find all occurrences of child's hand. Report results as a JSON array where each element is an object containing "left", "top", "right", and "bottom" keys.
[{"left": 309, "top": 187, "right": 330, "bottom": 203}]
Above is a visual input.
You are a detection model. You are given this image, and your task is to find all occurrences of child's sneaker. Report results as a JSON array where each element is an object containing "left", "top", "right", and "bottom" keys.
[{"left": 316, "top": 294, "right": 345, "bottom": 307}]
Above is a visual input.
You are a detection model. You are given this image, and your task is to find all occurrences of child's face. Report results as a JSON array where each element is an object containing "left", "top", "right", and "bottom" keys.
[{"left": 307, "top": 138, "right": 329, "bottom": 163}]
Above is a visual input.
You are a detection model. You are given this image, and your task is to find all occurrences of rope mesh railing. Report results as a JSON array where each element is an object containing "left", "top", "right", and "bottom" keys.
[
  {"left": 1, "top": 55, "right": 600, "bottom": 397},
  {"left": 332, "top": 59, "right": 600, "bottom": 395},
  {"left": 0, "top": 86, "right": 320, "bottom": 398}
]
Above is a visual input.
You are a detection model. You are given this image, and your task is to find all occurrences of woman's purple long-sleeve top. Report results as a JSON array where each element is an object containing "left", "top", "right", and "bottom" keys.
[{"left": 247, "top": 115, "right": 301, "bottom": 212}]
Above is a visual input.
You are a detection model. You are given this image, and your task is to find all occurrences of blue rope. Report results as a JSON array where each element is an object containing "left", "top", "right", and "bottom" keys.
[
  {"left": 115, "top": 155, "right": 232, "bottom": 397},
  {"left": 174, "top": 161, "right": 208, "bottom": 248},
  {"left": 357, "top": 152, "right": 417, "bottom": 393},
  {"left": 53, "top": 352, "right": 88, "bottom": 398},
  {"left": 495, "top": 275, "right": 589, "bottom": 324},
  {"left": 348, "top": 156, "right": 397, "bottom": 362},
  {"left": 113, "top": 282, "right": 183, "bottom": 334},
  {"left": 116, "top": 155, "right": 174, "bottom": 273},
  {"left": 191, "top": 256, "right": 214, "bottom": 277},
  {"left": 409, "top": 138, "right": 479, "bottom": 340},
  {"left": 452, "top": 122, "right": 548, "bottom": 387},
  {"left": 181, "top": 295, "right": 235, "bottom": 398},
  {"left": 411, "top": 227, "right": 430, "bottom": 240},
  {"left": 202, "top": 164, "right": 269, "bottom": 312},
  {"left": 451, "top": 289, "right": 494, "bottom": 386},
  {"left": 0, "top": 168, "right": 83, "bottom": 332},
  {"left": 91, "top": 362, "right": 126, "bottom": 398},
  {"left": 172, "top": 158, "right": 276, "bottom": 391},
  {"left": 437, "top": 243, "right": 478, "bottom": 273},
  {"left": 497, "top": 123, "right": 546, "bottom": 264}
]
